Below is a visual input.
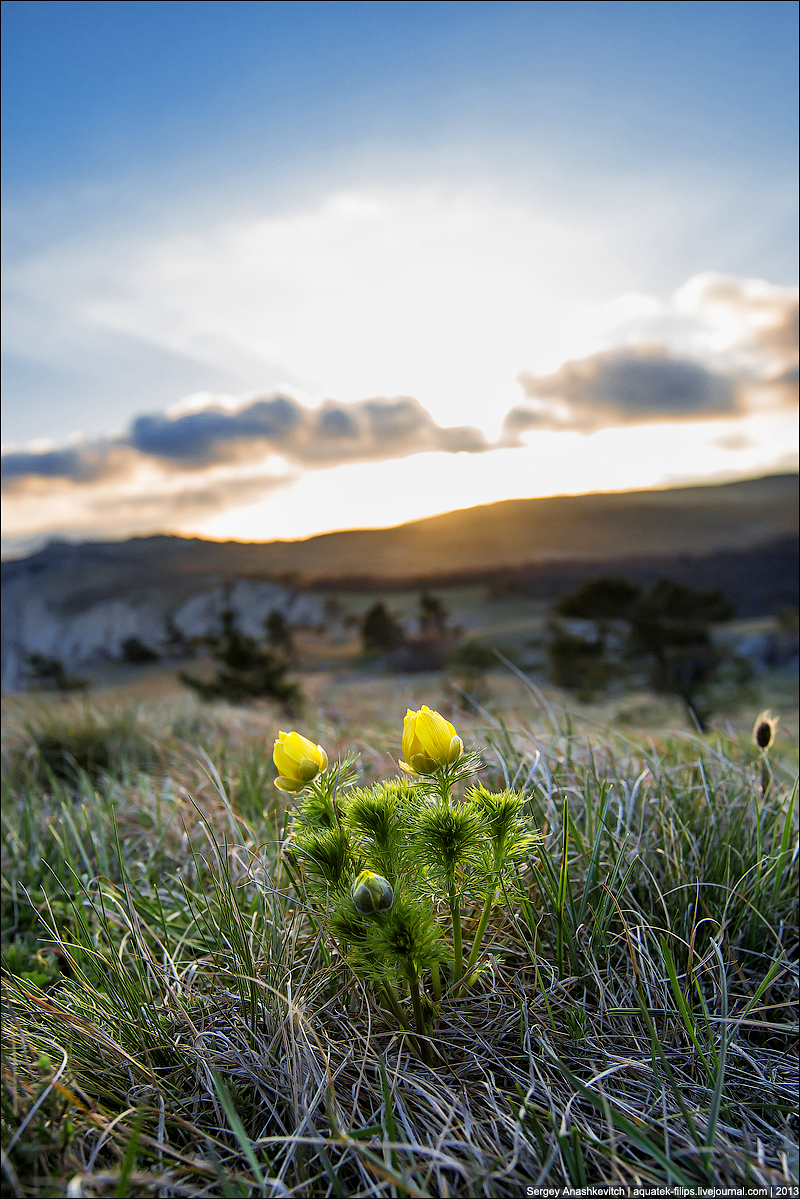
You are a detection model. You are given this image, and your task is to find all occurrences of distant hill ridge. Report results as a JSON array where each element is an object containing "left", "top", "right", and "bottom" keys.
[
  {"left": 3, "top": 474, "right": 797, "bottom": 595},
  {"left": 2, "top": 474, "right": 797, "bottom": 691}
]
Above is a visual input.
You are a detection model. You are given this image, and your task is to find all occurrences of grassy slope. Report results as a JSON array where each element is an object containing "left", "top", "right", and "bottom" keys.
[{"left": 1, "top": 681, "right": 798, "bottom": 1197}]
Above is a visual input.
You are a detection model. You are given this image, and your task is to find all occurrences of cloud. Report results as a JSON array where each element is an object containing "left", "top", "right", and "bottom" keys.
[
  {"left": 683, "top": 275, "right": 798, "bottom": 367},
  {"left": 2, "top": 392, "right": 488, "bottom": 490},
  {"left": 2, "top": 267, "right": 796, "bottom": 553},
  {"left": 507, "top": 274, "right": 798, "bottom": 436},
  {"left": 511, "top": 345, "right": 736, "bottom": 432},
  {"left": 2, "top": 185, "right": 632, "bottom": 446},
  {"left": 129, "top": 396, "right": 301, "bottom": 462},
  {"left": 0, "top": 387, "right": 488, "bottom": 550},
  {"left": 0, "top": 462, "right": 295, "bottom": 553}
]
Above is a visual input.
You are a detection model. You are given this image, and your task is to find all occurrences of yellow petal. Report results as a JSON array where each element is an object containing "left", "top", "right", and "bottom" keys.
[
  {"left": 401, "top": 709, "right": 421, "bottom": 763},
  {"left": 273, "top": 739, "right": 296, "bottom": 777},
  {"left": 415, "top": 707, "right": 457, "bottom": 763},
  {"left": 274, "top": 730, "right": 328, "bottom": 781}
]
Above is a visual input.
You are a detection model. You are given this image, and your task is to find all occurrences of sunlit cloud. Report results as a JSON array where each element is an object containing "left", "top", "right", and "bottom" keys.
[
  {"left": 507, "top": 274, "right": 798, "bottom": 434},
  {"left": 0, "top": 391, "right": 490, "bottom": 550},
  {"left": 2, "top": 185, "right": 639, "bottom": 442},
  {"left": 1, "top": 263, "right": 796, "bottom": 556},
  {"left": 511, "top": 346, "right": 736, "bottom": 432}
]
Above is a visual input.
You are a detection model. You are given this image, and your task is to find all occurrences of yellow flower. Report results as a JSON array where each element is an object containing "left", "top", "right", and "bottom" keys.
[
  {"left": 399, "top": 705, "right": 464, "bottom": 775},
  {"left": 352, "top": 869, "right": 394, "bottom": 915},
  {"left": 273, "top": 731, "right": 329, "bottom": 792},
  {"left": 753, "top": 710, "right": 779, "bottom": 750}
]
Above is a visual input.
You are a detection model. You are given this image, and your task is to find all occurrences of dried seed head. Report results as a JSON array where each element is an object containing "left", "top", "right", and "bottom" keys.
[{"left": 753, "top": 710, "right": 779, "bottom": 750}]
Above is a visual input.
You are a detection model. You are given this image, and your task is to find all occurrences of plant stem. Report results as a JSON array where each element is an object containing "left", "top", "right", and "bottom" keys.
[
  {"left": 449, "top": 882, "right": 463, "bottom": 988},
  {"left": 405, "top": 963, "right": 432, "bottom": 1065},
  {"left": 380, "top": 982, "right": 412, "bottom": 1033},
  {"left": 458, "top": 889, "right": 494, "bottom": 993}
]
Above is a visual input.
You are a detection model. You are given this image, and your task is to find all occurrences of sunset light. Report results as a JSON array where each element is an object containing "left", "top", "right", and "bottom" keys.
[{"left": 2, "top": 2, "right": 797, "bottom": 555}]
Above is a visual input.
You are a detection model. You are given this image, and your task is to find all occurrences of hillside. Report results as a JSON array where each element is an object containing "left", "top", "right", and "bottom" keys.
[
  {"left": 4, "top": 473, "right": 797, "bottom": 595},
  {"left": 2, "top": 474, "right": 797, "bottom": 691}
]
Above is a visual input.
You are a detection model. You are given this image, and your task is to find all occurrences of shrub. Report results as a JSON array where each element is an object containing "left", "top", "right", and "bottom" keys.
[
  {"left": 546, "top": 624, "right": 616, "bottom": 700},
  {"left": 361, "top": 601, "right": 405, "bottom": 653},
  {"left": 24, "top": 653, "right": 88, "bottom": 693},
  {"left": 283, "top": 706, "right": 536, "bottom": 1062},
  {"left": 447, "top": 640, "right": 498, "bottom": 708},
  {"left": 265, "top": 608, "right": 295, "bottom": 657},
  {"left": 120, "top": 636, "right": 159, "bottom": 664},
  {"left": 180, "top": 609, "right": 302, "bottom": 711},
  {"left": 13, "top": 704, "right": 161, "bottom": 783},
  {"left": 418, "top": 591, "right": 449, "bottom": 638},
  {"left": 548, "top": 575, "right": 747, "bottom": 726},
  {"left": 629, "top": 578, "right": 742, "bottom": 730}
]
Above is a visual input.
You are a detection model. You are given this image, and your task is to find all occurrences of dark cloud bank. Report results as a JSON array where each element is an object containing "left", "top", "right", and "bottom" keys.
[
  {"left": 508, "top": 345, "right": 737, "bottom": 434},
  {"left": 506, "top": 281, "right": 798, "bottom": 436},
  {"left": 1, "top": 394, "right": 488, "bottom": 489},
  {"left": 3, "top": 281, "right": 797, "bottom": 496}
]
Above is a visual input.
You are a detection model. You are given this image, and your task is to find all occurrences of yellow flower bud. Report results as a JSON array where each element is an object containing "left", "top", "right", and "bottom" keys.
[
  {"left": 399, "top": 706, "right": 463, "bottom": 774},
  {"left": 273, "top": 731, "right": 329, "bottom": 792},
  {"left": 352, "top": 869, "right": 394, "bottom": 915},
  {"left": 753, "top": 710, "right": 779, "bottom": 750}
]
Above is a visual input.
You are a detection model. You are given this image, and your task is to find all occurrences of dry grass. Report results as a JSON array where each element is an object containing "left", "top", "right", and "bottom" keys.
[{"left": 1, "top": 675, "right": 798, "bottom": 1197}]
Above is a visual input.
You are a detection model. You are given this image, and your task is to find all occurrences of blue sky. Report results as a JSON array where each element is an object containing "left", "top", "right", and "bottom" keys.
[
  {"left": 4, "top": 2, "right": 797, "bottom": 194},
  {"left": 1, "top": 0, "right": 798, "bottom": 552}
]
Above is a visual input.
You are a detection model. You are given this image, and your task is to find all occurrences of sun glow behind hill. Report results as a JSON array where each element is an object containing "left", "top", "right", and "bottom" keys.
[{"left": 194, "top": 415, "right": 798, "bottom": 546}]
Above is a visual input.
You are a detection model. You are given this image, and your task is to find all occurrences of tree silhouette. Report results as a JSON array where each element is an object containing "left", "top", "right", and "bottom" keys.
[
  {"left": 418, "top": 591, "right": 449, "bottom": 638},
  {"left": 25, "top": 653, "right": 88, "bottom": 693},
  {"left": 361, "top": 602, "right": 405, "bottom": 654},
  {"left": 265, "top": 609, "right": 295, "bottom": 658},
  {"left": 180, "top": 609, "right": 301, "bottom": 711},
  {"left": 120, "top": 636, "right": 159, "bottom": 664},
  {"left": 548, "top": 575, "right": 744, "bottom": 728},
  {"left": 628, "top": 579, "right": 738, "bottom": 731},
  {"left": 546, "top": 627, "right": 615, "bottom": 700},
  {"left": 555, "top": 577, "right": 640, "bottom": 623}
]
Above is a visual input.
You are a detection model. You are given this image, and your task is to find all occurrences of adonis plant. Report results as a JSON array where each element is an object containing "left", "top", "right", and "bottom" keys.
[{"left": 274, "top": 708, "right": 541, "bottom": 1063}]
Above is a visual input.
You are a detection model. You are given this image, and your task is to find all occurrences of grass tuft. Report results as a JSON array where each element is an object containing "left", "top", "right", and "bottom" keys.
[{"left": 2, "top": 688, "right": 797, "bottom": 1196}]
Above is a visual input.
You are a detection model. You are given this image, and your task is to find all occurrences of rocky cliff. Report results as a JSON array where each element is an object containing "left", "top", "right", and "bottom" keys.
[{"left": 1, "top": 568, "right": 324, "bottom": 691}]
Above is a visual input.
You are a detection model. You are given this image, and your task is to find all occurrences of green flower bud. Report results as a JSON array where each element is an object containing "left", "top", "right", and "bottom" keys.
[{"left": 352, "top": 869, "right": 394, "bottom": 915}]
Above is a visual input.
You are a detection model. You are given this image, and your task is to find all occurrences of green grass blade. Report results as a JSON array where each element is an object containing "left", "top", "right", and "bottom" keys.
[
  {"left": 543, "top": 1043, "right": 699, "bottom": 1188},
  {"left": 577, "top": 781, "right": 610, "bottom": 926},
  {"left": 660, "top": 937, "right": 714, "bottom": 1077},
  {"left": 771, "top": 780, "right": 797, "bottom": 906},
  {"left": 705, "top": 942, "right": 729, "bottom": 1157},
  {"left": 113, "top": 1106, "right": 145, "bottom": 1198},
  {"left": 210, "top": 1069, "right": 266, "bottom": 1192}
]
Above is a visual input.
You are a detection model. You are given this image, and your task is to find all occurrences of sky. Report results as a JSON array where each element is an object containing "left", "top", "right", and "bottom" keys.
[{"left": 2, "top": 0, "right": 798, "bottom": 556}]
